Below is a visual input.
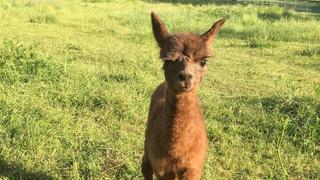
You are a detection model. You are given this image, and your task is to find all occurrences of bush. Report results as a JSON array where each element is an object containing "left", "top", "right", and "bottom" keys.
[
  {"left": 282, "top": 9, "right": 294, "bottom": 19},
  {"left": 257, "top": 7, "right": 295, "bottom": 22},
  {"left": 258, "top": 6, "right": 283, "bottom": 21}
]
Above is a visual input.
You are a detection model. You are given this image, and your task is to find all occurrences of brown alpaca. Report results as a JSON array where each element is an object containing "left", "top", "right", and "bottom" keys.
[{"left": 142, "top": 12, "right": 225, "bottom": 180}]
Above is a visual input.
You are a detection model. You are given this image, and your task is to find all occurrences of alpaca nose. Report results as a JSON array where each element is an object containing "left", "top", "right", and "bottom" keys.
[{"left": 178, "top": 72, "right": 193, "bottom": 82}]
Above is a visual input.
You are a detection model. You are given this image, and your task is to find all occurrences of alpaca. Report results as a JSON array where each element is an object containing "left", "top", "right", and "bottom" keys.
[{"left": 142, "top": 12, "right": 225, "bottom": 180}]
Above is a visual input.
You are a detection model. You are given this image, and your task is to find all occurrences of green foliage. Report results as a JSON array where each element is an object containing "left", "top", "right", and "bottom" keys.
[{"left": 0, "top": 0, "right": 319, "bottom": 179}]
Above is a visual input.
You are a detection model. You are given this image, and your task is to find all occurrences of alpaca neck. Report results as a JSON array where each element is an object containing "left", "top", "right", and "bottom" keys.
[
  {"left": 162, "top": 84, "right": 202, "bottom": 151},
  {"left": 164, "top": 85, "right": 199, "bottom": 124}
]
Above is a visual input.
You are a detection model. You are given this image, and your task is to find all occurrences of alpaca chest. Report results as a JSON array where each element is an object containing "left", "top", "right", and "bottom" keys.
[{"left": 166, "top": 120, "right": 207, "bottom": 158}]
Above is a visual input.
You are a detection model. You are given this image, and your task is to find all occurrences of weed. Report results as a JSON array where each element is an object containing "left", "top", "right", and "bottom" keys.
[
  {"left": 29, "top": 14, "right": 57, "bottom": 24},
  {"left": 297, "top": 46, "right": 320, "bottom": 57},
  {"left": 245, "top": 38, "right": 274, "bottom": 48}
]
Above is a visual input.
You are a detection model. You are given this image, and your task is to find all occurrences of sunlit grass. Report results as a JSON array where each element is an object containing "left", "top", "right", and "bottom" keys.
[{"left": 0, "top": 0, "right": 319, "bottom": 179}]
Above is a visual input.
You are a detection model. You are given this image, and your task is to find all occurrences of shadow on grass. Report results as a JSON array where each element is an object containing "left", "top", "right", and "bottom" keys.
[
  {"left": 293, "top": 62, "right": 320, "bottom": 72},
  {"left": 210, "top": 95, "right": 320, "bottom": 154},
  {"left": 253, "top": 96, "right": 320, "bottom": 154},
  {"left": 0, "top": 156, "right": 54, "bottom": 180}
]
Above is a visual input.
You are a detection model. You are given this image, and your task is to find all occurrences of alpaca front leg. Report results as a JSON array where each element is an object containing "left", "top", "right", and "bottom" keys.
[{"left": 141, "top": 155, "right": 153, "bottom": 180}]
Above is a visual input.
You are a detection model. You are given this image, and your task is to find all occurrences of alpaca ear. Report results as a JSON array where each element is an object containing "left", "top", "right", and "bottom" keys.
[
  {"left": 201, "top": 18, "right": 225, "bottom": 44},
  {"left": 151, "top": 12, "right": 170, "bottom": 47}
]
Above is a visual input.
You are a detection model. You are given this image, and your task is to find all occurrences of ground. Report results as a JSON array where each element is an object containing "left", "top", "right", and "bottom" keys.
[{"left": 0, "top": 0, "right": 319, "bottom": 179}]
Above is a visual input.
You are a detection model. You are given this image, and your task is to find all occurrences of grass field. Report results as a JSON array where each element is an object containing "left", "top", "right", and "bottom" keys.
[{"left": 0, "top": 0, "right": 319, "bottom": 179}]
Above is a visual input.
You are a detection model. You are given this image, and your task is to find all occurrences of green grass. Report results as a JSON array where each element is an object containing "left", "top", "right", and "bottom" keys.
[{"left": 0, "top": 0, "right": 319, "bottom": 179}]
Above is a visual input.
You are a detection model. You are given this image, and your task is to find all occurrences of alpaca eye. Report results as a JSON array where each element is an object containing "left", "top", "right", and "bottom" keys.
[{"left": 200, "top": 59, "right": 207, "bottom": 67}]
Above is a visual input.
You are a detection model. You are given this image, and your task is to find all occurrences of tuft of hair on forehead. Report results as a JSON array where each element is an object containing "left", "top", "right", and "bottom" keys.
[{"left": 159, "top": 33, "right": 211, "bottom": 62}]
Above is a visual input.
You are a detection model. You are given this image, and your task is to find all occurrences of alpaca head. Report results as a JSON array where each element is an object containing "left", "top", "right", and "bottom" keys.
[{"left": 151, "top": 12, "right": 225, "bottom": 93}]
